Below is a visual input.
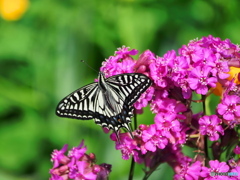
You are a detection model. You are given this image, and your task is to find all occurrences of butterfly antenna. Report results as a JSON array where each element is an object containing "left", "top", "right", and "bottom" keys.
[{"left": 80, "top": 60, "right": 98, "bottom": 73}]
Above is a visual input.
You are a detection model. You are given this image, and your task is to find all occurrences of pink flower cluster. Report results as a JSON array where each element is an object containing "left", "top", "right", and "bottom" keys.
[
  {"left": 174, "top": 159, "right": 240, "bottom": 180},
  {"left": 49, "top": 141, "right": 111, "bottom": 180},
  {"left": 100, "top": 36, "right": 240, "bottom": 178}
]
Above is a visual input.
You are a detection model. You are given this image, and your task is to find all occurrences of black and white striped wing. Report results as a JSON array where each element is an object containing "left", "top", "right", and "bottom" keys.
[
  {"left": 56, "top": 82, "right": 99, "bottom": 119},
  {"left": 93, "top": 73, "right": 152, "bottom": 131},
  {"left": 56, "top": 73, "right": 152, "bottom": 133},
  {"left": 105, "top": 73, "right": 152, "bottom": 106}
]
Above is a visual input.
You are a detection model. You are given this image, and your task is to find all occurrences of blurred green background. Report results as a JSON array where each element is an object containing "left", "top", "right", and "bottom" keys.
[{"left": 0, "top": 0, "right": 240, "bottom": 179}]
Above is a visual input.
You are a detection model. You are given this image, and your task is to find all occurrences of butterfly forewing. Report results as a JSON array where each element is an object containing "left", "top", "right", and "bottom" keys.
[
  {"left": 56, "top": 72, "right": 152, "bottom": 135},
  {"left": 56, "top": 82, "right": 99, "bottom": 119}
]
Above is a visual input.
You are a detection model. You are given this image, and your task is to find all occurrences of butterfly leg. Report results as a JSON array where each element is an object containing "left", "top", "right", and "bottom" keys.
[
  {"left": 114, "top": 130, "right": 121, "bottom": 144},
  {"left": 123, "top": 121, "right": 134, "bottom": 139}
]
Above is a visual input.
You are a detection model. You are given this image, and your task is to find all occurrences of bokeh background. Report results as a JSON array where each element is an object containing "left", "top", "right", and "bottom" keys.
[{"left": 0, "top": 0, "right": 240, "bottom": 179}]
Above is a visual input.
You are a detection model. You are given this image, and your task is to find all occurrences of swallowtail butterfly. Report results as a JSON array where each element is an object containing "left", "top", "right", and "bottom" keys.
[{"left": 56, "top": 72, "right": 152, "bottom": 138}]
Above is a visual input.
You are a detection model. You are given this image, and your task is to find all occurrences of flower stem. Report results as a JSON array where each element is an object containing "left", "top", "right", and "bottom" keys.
[
  {"left": 128, "top": 156, "right": 135, "bottom": 180},
  {"left": 201, "top": 95, "right": 209, "bottom": 162},
  {"left": 128, "top": 109, "right": 137, "bottom": 180},
  {"left": 142, "top": 162, "right": 161, "bottom": 180}
]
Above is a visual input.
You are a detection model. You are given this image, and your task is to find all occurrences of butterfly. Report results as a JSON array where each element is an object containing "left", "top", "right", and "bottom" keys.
[{"left": 56, "top": 72, "right": 152, "bottom": 139}]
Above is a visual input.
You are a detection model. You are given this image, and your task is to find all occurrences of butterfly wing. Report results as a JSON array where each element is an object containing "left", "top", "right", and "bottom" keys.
[
  {"left": 91, "top": 73, "right": 152, "bottom": 132},
  {"left": 106, "top": 73, "right": 152, "bottom": 106},
  {"left": 56, "top": 82, "right": 99, "bottom": 120}
]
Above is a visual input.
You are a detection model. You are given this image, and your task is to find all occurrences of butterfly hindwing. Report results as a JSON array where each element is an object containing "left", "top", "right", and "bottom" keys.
[{"left": 106, "top": 73, "right": 152, "bottom": 106}]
